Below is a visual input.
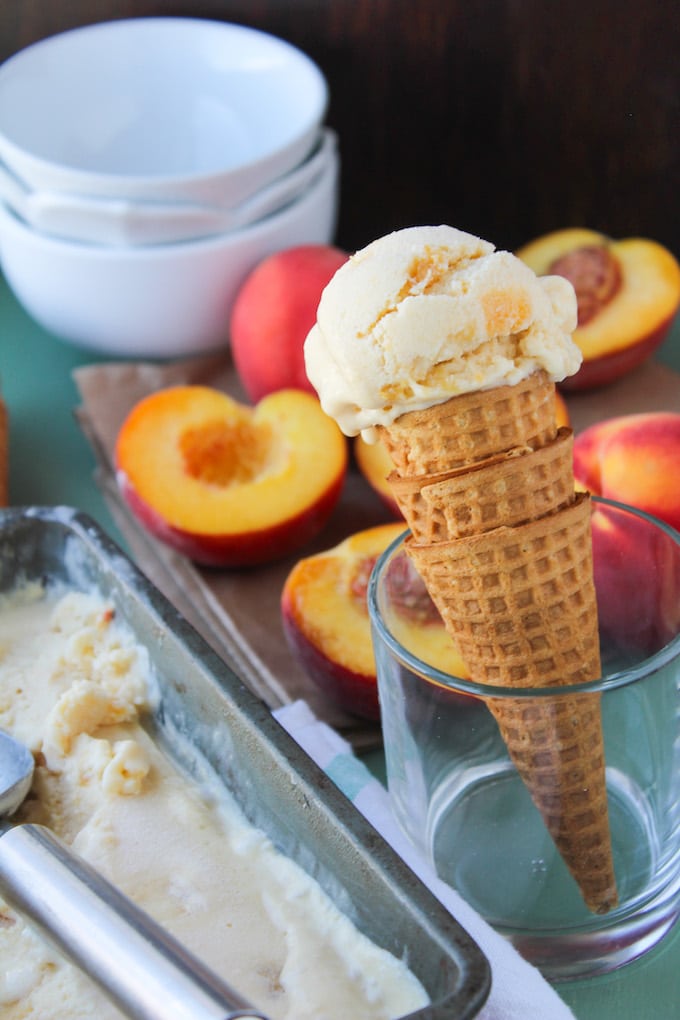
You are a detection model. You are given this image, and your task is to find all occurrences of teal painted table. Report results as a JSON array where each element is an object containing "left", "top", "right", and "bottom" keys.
[{"left": 2, "top": 271, "right": 680, "bottom": 1019}]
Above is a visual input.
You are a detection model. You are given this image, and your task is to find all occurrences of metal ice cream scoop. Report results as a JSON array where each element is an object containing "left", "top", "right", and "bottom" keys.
[{"left": 0, "top": 729, "right": 268, "bottom": 1020}]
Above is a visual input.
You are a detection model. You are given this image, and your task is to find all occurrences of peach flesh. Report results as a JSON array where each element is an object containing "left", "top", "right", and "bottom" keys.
[
  {"left": 281, "top": 524, "right": 406, "bottom": 720},
  {"left": 518, "top": 229, "right": 680, "bottom": 390},
  {"left": 115, "top": 386, "right": 347, "bottom": 566}
]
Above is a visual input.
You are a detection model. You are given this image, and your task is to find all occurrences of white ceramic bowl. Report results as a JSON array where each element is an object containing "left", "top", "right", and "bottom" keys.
[
  {"left": 0, "top": 129, "right": 336, "bottom": 247},
  {"left": 0, "top": 141, "right": 339, "bottom": 358},
  {"left": 0, "top": 18, "right": 328, "bottom": 208}
]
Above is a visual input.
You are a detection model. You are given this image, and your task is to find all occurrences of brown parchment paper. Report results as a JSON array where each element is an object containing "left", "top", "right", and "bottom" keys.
[
  {"left": 74, "top": 355, "right": 680, "bottom": 751},
  {"left": 74, "top": 353, "right": 391, "bottom": 749}
]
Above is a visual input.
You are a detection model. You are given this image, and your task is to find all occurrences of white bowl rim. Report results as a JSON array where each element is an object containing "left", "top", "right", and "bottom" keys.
[
  {"left": 0, "top": 139, "right": 339, "bottom": 260},
  {"left": 0, "top": 17, "right": 328, "bottom": 195},
  {"left": 0, "top": 127, "right": 337, "bottom": 247}
]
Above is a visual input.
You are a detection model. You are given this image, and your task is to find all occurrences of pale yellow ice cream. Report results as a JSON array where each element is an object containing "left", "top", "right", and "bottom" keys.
[
  {"left": 0, "top": 588, "right": 428, "bottom": 1020},
  {"left": 304, "top": 224, "right": 581, "bottom": 441}
]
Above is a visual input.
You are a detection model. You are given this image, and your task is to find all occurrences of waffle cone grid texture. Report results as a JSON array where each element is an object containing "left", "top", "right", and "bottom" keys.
[{"left": 377, "top": 370, "right": 557, "bottom": 475}]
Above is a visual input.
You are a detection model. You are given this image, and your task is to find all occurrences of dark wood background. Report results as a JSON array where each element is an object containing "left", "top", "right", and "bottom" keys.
[{"left": 1, "top": 1, "right": 678, "bottom": 256}]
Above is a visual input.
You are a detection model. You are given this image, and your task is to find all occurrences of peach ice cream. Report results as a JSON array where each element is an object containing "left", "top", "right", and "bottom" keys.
[
  {"left": 304, "top": 224, "right": 580, "bottom": 442},
  {"left": 0, "top": 587, "right": 428, "bottom": 1019}
]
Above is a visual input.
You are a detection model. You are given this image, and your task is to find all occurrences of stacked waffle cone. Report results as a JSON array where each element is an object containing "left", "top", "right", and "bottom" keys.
[{"left": 379, "top": 370, "right": 618, "bottom": 914}]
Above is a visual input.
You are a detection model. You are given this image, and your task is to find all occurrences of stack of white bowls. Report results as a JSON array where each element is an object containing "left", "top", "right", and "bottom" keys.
[{"left": 0, "top": 18, "right": 338, "bottom": 357}]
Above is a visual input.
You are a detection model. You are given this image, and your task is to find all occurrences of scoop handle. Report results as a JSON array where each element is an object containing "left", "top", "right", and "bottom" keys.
[{"left": 0, "top": 822, "right": 268, "bottom": 1020}]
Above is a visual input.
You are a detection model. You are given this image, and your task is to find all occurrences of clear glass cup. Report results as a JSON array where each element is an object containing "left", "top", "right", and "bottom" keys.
[{"left": 368, "top": 496, "right": 680, "bottom": 981}]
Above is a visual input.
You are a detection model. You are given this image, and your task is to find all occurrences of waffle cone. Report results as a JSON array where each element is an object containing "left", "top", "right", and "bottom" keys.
[
  {"left": 486, "top": 690, "right": 615, "bottom": 914},
  {"left": 389, "top": 427, "right": 575, "bottom": 543},
  {"left": 377, "top": 369, "right": 557, "bottom": 476},
  {"left": 406, "top": 493, "right": 617, "bottom": 913},
  {"left": 386, "top": 464, "right": 479, "bottom": 543}
]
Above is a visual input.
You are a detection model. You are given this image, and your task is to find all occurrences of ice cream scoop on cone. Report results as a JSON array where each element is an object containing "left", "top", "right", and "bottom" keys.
[{"left": 304, "top": 224, "right": 618, "bottom": 913}]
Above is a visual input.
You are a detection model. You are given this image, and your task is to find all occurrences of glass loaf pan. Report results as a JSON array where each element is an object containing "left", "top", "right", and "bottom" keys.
[{"left": 0, "top": 506, "right": 490, "bottom": 1019}]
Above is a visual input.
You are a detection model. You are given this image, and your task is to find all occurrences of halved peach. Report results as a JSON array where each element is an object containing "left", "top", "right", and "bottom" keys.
[
  {"left": 517, "top": 228, "right": 680, "bottom": 390},
  {"left": 354, "top": 437, "right": 402, "bottom": 518},
  {"left": 115, "top": 386, "right": 347, "bottom": 567},
  {"left": 355, "top": 388, "right": 570, "bottom": 516},
  {"left": 281, "top": 522, "right": 468, "bottom": 720}
]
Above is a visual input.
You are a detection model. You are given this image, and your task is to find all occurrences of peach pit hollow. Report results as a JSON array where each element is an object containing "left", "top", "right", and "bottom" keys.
[{"left": 179, "top": 417, "right": 279, "bottom": 487}]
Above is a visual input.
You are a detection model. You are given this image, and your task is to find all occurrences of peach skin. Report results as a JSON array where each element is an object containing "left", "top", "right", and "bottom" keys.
[
  {"left": 573, "top": 412, "right": 680, "bottom": 533},
  {"left": 230, "top": 244, "right": 348, "bottom": 401}
]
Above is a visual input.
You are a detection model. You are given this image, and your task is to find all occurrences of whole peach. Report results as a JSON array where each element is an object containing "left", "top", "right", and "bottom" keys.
[
  {"left": 591, "top": 502, "right": 680, "bottom": 656},
  {"left": 230, "top": 244, "right": 348, "bottom": 401},
  {"left": 573, "top": 412, "right": 680, "bottom": 533}
]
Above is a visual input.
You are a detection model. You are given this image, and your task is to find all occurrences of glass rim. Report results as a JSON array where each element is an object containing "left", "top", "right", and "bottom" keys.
[{"left": 367, "top": 495, "right": 680, "bottom": 700}]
